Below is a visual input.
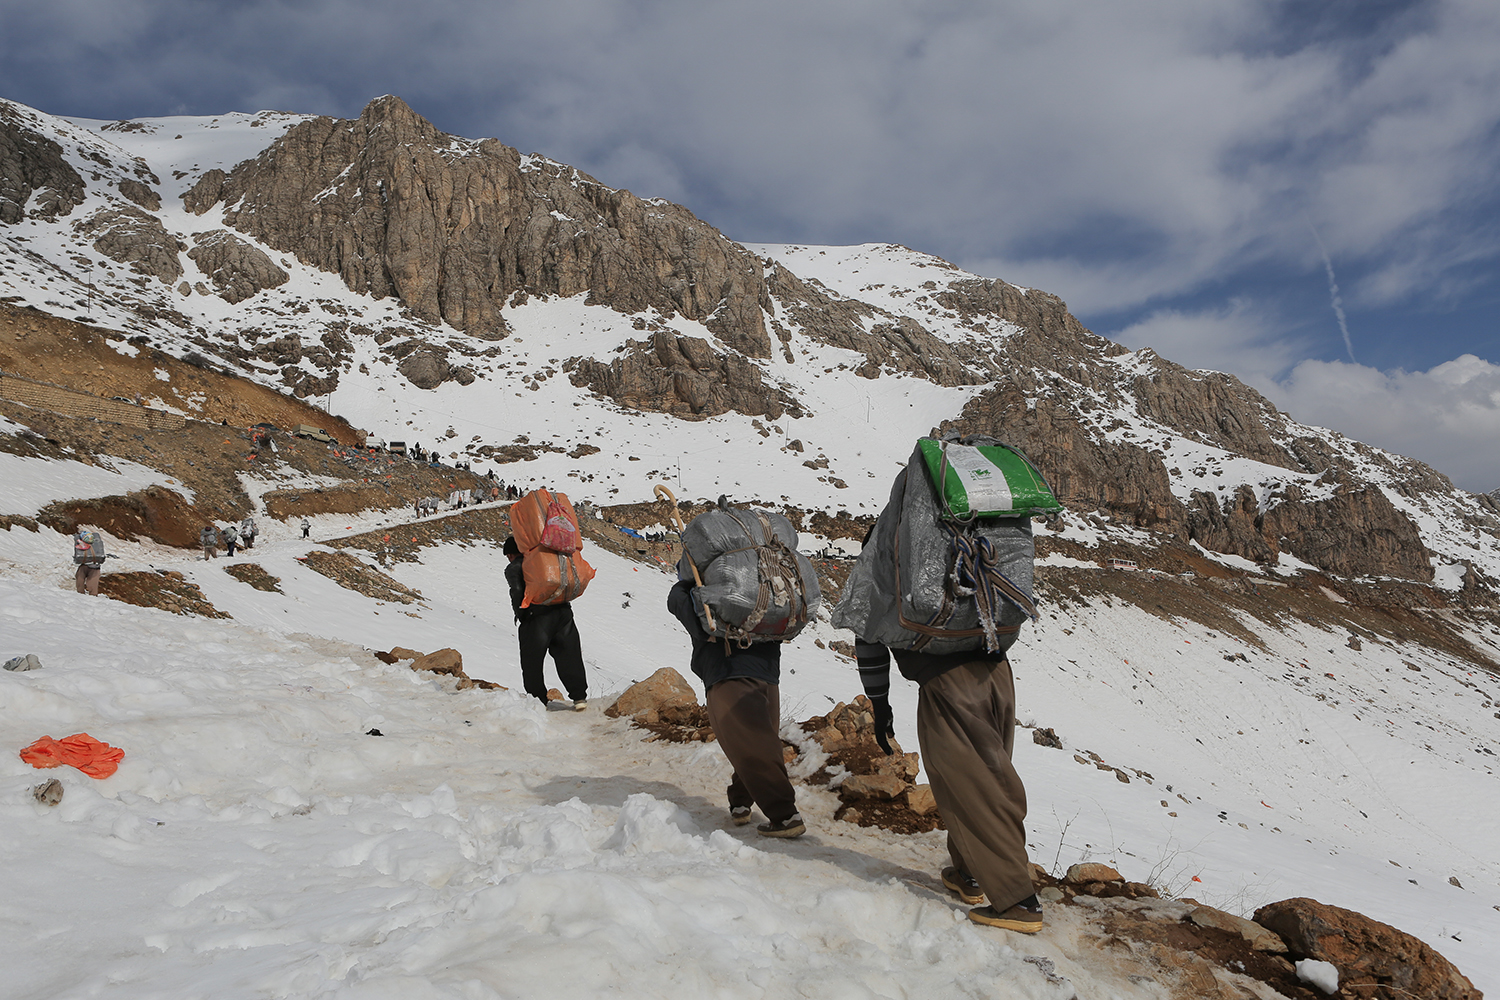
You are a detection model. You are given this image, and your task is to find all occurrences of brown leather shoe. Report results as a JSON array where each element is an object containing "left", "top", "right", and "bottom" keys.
[
  {"left": 941, "top": 867, "right": 985, "bottom": 905},
  {"left": 968, "top": 902, "right": 1044, "bottom": 933}
]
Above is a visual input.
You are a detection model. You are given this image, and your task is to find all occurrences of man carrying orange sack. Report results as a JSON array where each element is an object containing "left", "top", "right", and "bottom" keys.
[{"left": 504, "top": 536, "right": 589, "bottom": 710}]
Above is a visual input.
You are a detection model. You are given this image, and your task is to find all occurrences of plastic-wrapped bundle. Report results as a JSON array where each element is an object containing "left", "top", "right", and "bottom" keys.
[
  {"left": 511, "top": 489, "right": 579, "bottom": 554},
  {"left": 679, "top": 504, "right": 821, "bottom": 643},
  {"left": 833, "top": 437, "right": 1038, "bottom": 655},
  {"left": 521, "top": 548, "right": 595, "bottom": 607}
]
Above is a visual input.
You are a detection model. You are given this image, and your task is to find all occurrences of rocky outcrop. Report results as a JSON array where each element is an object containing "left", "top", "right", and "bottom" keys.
[
  {"left": 763, "top": 264, "right": 993, "bottom": 385},
  {"left": 75, "top": 206, "right": 183, "bottom": 283},
  {"left": 182, "top": 95, "right": 771, "bottom": 349},
  {"left": 1255, "top": 897, "right": 1481, "bottom": 1000},
  {"left": 0, "top": 103, "right": 86, "bottom": 224},
  {"left": 1263, "top": 486, "right": 1434, "bottom": 581},
  {"left": 187, "top": 231, "right": 288, "bottom": 303},
  {"left": 397, "top": 348, "right": 450, "bottom": 390},
  {"left": 117, "top": 178, "right": 161, "bottom": 211},
  {"left": 568, "top": 330, "right": 801, "bottom": 419},
  {"left": 951, "top": 385, "right": 1188, "bottom": 530}
]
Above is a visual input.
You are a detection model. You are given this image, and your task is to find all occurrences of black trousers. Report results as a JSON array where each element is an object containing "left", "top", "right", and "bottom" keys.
[{"left": 517, "top": 605, "right": 587, "bottom": 703}]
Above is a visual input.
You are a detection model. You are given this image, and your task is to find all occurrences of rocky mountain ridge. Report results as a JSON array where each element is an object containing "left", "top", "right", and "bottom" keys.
[{"left": 2, "top": 94, "right": 1498, "bottom": 594}]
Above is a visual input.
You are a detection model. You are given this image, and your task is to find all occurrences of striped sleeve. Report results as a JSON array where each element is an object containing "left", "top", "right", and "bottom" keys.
[{"left": 855, "top": 638, "right": 891, "bottom": 700}]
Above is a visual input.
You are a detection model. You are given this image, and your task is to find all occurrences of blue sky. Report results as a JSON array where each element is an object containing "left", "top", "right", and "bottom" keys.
[{"left": 2, "top": 0, "right": 1496, "bottom": 489}]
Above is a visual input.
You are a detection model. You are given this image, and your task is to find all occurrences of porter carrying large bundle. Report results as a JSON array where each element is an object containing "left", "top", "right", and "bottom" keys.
[
  {"left": 510, "top": 488, "right": 594, "bottom": 607},
  {"left": 678, "top": 497, "right": 821, "bottom": 644},
  {"left": 832, "top": 434, "right": 1062, "bottom": 655},
  {"left": 72, "top": 530, "right": 105, "bottom": 565}
]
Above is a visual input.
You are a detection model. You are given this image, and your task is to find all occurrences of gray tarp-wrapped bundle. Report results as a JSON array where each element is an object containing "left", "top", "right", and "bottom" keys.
[
  {"left": 832, "top": 437, "right": 1043, "bottom": 655},
  {"left": 679, "top": 504, "right": 821, "bottom": 643}
]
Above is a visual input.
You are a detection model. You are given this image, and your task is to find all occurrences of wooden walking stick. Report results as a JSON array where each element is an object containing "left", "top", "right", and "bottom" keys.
[{"left": 655, "top": 484, "right": 717, "bottom": 633}]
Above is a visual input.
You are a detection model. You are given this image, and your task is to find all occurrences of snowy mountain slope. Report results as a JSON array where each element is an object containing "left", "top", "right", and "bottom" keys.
[
  {"left": 4, "top": 94, "right": 1498, "bottom": 595},
  {"left": 2, "top": 447, "right": 1498, "bottom": 996}
]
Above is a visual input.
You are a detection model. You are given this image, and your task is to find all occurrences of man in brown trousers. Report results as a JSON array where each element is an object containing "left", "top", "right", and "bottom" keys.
[
  {"left": 668, "top": 578, "right": 804, "bottom": 838},
  {"left": 857, "top": 636, "right": 1042, "bottom": 932}
]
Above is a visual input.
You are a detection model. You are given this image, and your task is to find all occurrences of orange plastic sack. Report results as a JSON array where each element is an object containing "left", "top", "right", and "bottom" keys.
[
  {"left": 520, "top": 548, "right": 595, "bottom": 607},
  {"left": 511, "top": 489, "right": 581, "bottom": 554},
  {"left": 21, "top": 733, "right": 125, "bottom": 779}
]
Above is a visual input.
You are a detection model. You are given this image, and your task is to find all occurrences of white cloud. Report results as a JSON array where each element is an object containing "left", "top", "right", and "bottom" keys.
[
  {"left": 1259, "top": 354, "right": 1500, "bottom": 492},
  {"left": 10, "top": 0, "right": 1500, "bottom": 319},
  {"left": 1112, "top": 301, "right": 1304, "bottom": 382}
]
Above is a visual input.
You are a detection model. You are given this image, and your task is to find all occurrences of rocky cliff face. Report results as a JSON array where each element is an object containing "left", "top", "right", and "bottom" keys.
[{"left": 183, "top": 96, "right": 771, "bottom": 353}]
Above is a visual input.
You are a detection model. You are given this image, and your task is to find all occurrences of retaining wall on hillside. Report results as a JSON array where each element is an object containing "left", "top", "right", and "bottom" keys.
[{"left": 0, "top": 372, "right": 185, "bottom": 431}]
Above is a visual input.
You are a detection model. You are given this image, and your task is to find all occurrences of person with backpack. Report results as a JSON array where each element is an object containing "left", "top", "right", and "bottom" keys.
[
  {"left": 239, "top": 517, "right": 256, "bottom": 549},
  {"left": 833, "top": 435, "right": 1062, "bottom": 934},
  {"left": 72, "top": 529, "right": 108, "bottom": 595},
  {"left": 200, "top": 525, "right": 218, "bottom": 560},
  {"left": 663, "top": 494, "right": 820, "bottom": 839},
  {"left": 667, "top": 578, "right": 805, "bottom": 838},
  {"left": 503, "top": 535, "right": 588, "bottom": 710},
  {"left": 221, "top": 523, "right": 240, "bottom": 557},
  {"left": 300, "top": 518, "right": 311, "bottom": 539}
]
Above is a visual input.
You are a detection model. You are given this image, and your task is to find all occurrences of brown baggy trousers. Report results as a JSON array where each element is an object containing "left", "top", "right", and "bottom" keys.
[
  {"left": 705, "top": 677, "right": 798, "bottom": 824},
  {"left": 916, "top": 658, "right": 1034, "bottom": 910},
  {"left": 74, "top": 564, "right": 100, "bottom": 595}
]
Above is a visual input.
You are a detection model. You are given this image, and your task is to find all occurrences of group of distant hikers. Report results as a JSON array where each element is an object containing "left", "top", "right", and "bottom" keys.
[
  {"left": 501, "top": 433, "right": 1059, "bottom": 934},
  {"left": 66, "top": 432, "right": 1056, "bottom": 934},
  {"left": 198, "top": 517, "right": 259, "bottom": 560}
]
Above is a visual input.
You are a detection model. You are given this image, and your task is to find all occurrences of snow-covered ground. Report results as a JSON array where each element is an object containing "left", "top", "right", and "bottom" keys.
[{"left": 3, "top": 451, "right": 1498, "bottom": 998}]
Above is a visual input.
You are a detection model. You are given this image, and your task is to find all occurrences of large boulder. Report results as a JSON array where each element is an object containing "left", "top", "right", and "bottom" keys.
[
  {"left": 1254, "top": 897, "right": 1481, "bottom": 1000},
  {"left": 605, "top": 667, "right": 698, "bottom": 720},
  {"left": 411, "top": 648, "right": 462, "bottom": 676}
]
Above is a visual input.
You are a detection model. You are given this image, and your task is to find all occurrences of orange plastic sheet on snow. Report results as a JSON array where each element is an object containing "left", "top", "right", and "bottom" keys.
[{"left": 20, "top": 733, "right": 125, "bottom": 779}]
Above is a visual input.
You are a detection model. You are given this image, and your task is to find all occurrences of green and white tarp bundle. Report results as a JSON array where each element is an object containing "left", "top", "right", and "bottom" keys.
[
  {"left": 917, "top": 438, "right": 1062, "bottom": 520},
  {"left": 833, "top": 436, "right": 1048, "bottom": 655}
]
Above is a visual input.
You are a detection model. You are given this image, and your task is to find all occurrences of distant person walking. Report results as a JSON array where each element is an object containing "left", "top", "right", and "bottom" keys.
[
  {"left": 239, "top": 517, "right": 257, "bottom": 549},
  {"left": 72, "top": 529, "right": 107, "bottom": 595},
  {"left": 200, "top": 525, "right": 218, "bottom": 560},
  {"left": 222, "top": 523, "right": 239, "bottom": 557},
  {"left": 300, "top": 518, "right": 311, "bottom": 539},
  {"left": 503, "top": 536, "right": 588, "bottom": 710}
]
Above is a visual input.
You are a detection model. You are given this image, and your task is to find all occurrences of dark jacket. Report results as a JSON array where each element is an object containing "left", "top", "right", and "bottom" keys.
[
  {"left": 505, "top": 557, "right": 570, "bottom": 622},
  {"left": 668, "top": 579, "right": 781, "bottom": 689}
]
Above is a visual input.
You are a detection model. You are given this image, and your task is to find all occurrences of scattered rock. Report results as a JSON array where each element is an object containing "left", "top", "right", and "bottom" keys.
[
  {"left": 388, "top": 646, "right": 423, "bottom": 661},
  {"left": 411, "top": 648, "right": 463, "bottom": 676},
  {"left": 32, "top": 778, "right": 63, "bottom": 806},
  {"left": 904, "top": 784, "right": 938, "bottom": 816},
  {"left": 1068, "top": 863, "right": 1124, "bottom": 883},
  {"left": 838, "top": 773, "right": 908, "bottom": 801},
  {"left": 3, "top": 653, "right": 42, "bottom": 672},
  {"left": 1187, "top": 905, "right": 1287, "bottom": 953},
  {"left": 605, "top": 667, "right": 699, "bottom": 719},
  {"left": 1031, "top": 726, "right": 1063, "bottom": 749}
]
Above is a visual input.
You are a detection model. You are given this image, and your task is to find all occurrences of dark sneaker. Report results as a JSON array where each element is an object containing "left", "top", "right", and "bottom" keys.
[
  {"left": 730, "top": 806, "right": 752, "bottom": 826},
  {"left": 941, "top": 867, "right": 985, "bottom": 905},
  {"left": 756, "top": 813, "right": 806, "bottom": 838},
  {"left": 967, "top": 901, "right": 1044, "bottom": 934}
]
